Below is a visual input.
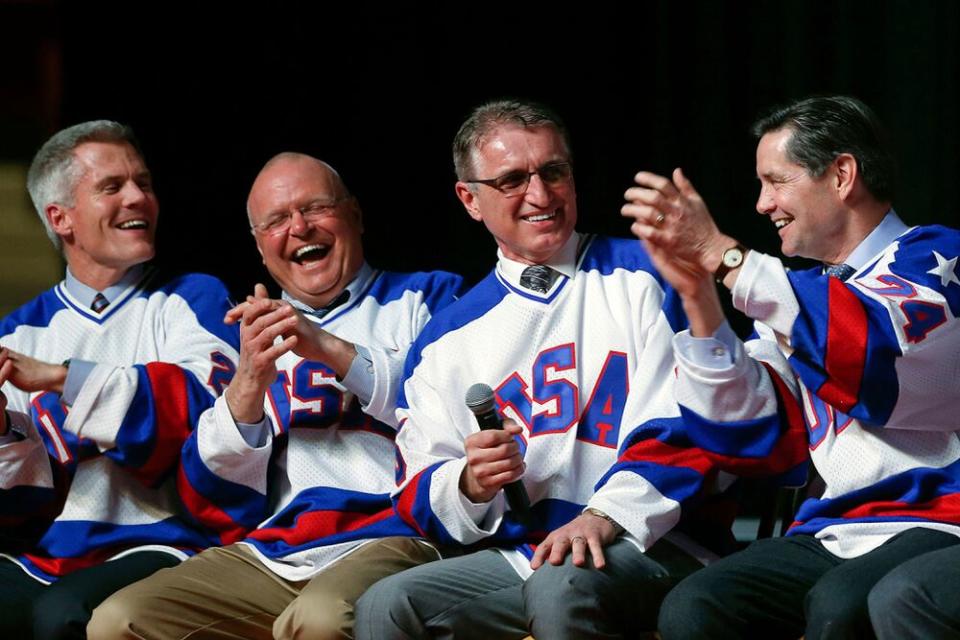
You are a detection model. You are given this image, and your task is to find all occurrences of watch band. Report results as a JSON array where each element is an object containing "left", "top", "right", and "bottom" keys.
[
  {"left": 583, "top": 507, "right": 625, "bottom": 535},
  {"left": 714, "top": 243, "right": 748, "bottom": 282}
]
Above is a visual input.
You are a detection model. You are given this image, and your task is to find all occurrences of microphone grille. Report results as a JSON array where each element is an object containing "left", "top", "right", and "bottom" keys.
[{"left": 465, "top": 383, "right": 495, "bottom": 414}]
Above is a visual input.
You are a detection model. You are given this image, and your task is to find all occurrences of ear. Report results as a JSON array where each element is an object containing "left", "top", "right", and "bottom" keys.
[
  {"left": 46, "top": 203, "right": 72, "bottom": 242},
  {"left": 455, "top": 181, "right": 483, "bottom": 222},
  {"left": 834, "top": 153, "right": 858, "bottom": 201}
]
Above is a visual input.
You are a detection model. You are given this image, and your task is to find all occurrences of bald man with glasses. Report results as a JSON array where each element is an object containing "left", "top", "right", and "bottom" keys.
[{"left": 90, "top": 152, "right": 464, "bottom": 640}]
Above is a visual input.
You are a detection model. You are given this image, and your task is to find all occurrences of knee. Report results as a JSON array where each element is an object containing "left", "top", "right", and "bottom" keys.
[
  {"left": 33, "top": 586, "right": 94, "bottom": 640},
  {"left": 85, "top": 592, "right": 141, "bottom": 640},
  {"left": 804, "top": 579, "right": 868, "bottom": 638},
  {"left": 275, "top": 593, "right": 352, "bottom": 640},
  {"left": 656, "top": 580, "right": 716, "bottom": 640},
  {"left": 523, "top": 564, "right": 597, "bottom": 636},
  {"left": 522, "top": 562, "right": 605, "bottom": 614},
  {"left": 353, "top": 575, "right": 408, "bottom": 640},
  {"left": 868, "top": 565, "right": 923, "bottom": 625}
]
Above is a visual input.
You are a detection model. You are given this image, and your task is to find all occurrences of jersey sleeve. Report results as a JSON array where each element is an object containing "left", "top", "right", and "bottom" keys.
[
  {"left": 672, "top": 322, "right": 810, "bottom": 481},
  {"left": 590, "top": 292, "right": 727, "bottom": 551},
  {"left": 176, "top": 394, "right": 274, "bottom": 544},
  {"left": 63, "top": 274, "right": 240, "bottom": 487},
  {"left": 361, "top": 272, "right": 465, "bottom": 427},
  {"left": 0, "top": 408, "right": 68, "bottom": 548},
  {"left": 393, "top": 357, "right": 499, "bottom": 547},
  {"left": 733, "top": 228, "right": 960, "bottom": 430}
]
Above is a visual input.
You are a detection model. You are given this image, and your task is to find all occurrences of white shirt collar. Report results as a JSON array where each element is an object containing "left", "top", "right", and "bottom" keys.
[
  {"left": 496, "top": 231, "right": 581, "bottom": 291},
  {"left": 282, "top": 261, "right": 373, "bottom": 316}
]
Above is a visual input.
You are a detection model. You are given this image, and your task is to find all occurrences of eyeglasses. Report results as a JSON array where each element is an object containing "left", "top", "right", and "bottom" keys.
[
  {"left": 465, "top": 162, "right": 573, "bottom": 197},
  {"left": 250, "top": 196, "right": 351, "bottom": 236}
]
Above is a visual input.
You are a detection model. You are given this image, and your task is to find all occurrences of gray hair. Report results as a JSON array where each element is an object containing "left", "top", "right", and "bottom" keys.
[
  {"left": 26, "top": 120, "right": 142, "bottom": 251},
  {"left": 452, "top": 99, "right": 571, "bottom": 182}
]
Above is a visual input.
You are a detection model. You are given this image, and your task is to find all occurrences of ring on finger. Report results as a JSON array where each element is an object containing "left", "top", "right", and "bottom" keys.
[
  {"left": 654, "top": 213, "right": 666, "bottom": 227},
  {"left": 571, "top": 536, "right": 587, "bottom": 545}
]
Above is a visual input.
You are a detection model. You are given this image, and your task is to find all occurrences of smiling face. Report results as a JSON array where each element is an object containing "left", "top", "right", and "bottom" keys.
[
  {"left": 455, "top": 124, "right": 576, "bottom": 265},
  {"left": 50, "top": 141, "right": 158, "bottom": 289},
  {"left": 755, "top": 127, "right": 852, "bottom": 263},
  {"left": 248, "top": 155, "right": 364, "bottom": 308}
]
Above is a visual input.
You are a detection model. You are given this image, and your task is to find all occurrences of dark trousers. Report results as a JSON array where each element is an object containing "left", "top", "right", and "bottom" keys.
[
  {"left": 356, "top": 537, "right": 705, "bottom": 640},
  {"left": 658, "top": 527, "right": 959, "bottom": 640},
  {"left": 0, "top": 551, "right": 180, "bottom": 640},
  {"left": 868, "top": 541, "right": 960, "bottom": 639}
]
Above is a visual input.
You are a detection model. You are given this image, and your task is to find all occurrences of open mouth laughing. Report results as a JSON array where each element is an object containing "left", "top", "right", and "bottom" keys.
[
  {"left": 292, "top": 243, "right": 331, "bottom": 264},
  {"left": 116, "top": 219, "right": 150, "bottom": 230},
  {"left": 521, "top": 210, "right": 558, "bottom": 224}
]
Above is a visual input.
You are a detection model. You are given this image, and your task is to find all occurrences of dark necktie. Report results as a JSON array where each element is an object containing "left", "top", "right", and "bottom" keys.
[
  {"left": 91, "top": 292, "right": 109, "bottom": 313},
  {"left": 824, "top": 263, "right": 856, "bottom": 282},
  {"left": 307, "top": 289, "right": 351, "bottom": 319},
  {"left": 519, "top": 265, "right": 556, "bottom": 294}
]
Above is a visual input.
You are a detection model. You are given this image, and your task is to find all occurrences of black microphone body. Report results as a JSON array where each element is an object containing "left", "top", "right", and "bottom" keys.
[{"left": 465, "top": 384, "right": 532, "bottom": 524}]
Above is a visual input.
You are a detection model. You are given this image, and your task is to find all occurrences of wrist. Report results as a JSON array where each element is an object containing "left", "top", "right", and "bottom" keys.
[
  {"left": 316, "top": 332, "right": 357, "bottom": 379},
  {"left": 682, "top": 284, "right": 725, "bottom": 337},
  {"left": 224, "top": 384, "right": 266, "bottom": 424},
  {"left": 702, "top": 233, "right": 739, "bottom": 274},
  {"left": 50, "top": 364, "right": 68, "bottom": 395},
  {"left": 583, "top": 507, "right": 625, "bottom": 536},
  {"left": 459, "top": 467, "right": 495, "bottom": 504},
  {"left": 711, "top": 239, "right": 749, "bottom": 286}
]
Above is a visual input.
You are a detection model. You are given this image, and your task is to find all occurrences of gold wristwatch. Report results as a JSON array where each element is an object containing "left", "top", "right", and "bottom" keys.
[
  {"left": 714, "top": 243, "right": 747, "bottom": 282},
  {"left": 583, "top": 507, "right": 625, "bottom": 535}
]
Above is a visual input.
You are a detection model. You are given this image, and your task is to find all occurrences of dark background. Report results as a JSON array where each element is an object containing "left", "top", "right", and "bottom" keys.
[{"left": 4, "top": 0, "right": 959, "bottom": 302}]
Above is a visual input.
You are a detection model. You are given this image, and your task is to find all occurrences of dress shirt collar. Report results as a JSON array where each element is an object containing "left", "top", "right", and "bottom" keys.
[
  {"left": 282, "top": 261, "right": 373, "bottom": 317},
  {"left": 496, "top": 231, "right": 581, "bottom": 292},
  {"left": 841, "top": 210, "right": 909, "bottom": 271},
  {"left": 64, "top": 264, "right": 146, "bottom": 309}
]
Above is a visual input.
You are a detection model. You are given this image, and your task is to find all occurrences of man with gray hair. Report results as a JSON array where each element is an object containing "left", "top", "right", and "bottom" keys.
[
  {"left": 0, "top": 120, "right": 240, "bottom": 639},
  {"left": 355, "top": 99, "right": 731, "bottom": 639}
]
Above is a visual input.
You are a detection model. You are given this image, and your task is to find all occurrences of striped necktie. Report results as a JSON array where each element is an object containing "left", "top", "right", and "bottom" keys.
[{"left": 91, "top": 292, "right": 109, "bottom": 313}]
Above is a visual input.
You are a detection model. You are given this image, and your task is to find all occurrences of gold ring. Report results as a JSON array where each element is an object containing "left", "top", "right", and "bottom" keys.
[{"left": 654, "top": 213, "right": 666, "bottom": 227}]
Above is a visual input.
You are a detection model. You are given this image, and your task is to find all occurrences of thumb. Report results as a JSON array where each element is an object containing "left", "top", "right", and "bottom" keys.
[
  {"left": 673, "top": 167, "right": 699, "bottom": 199},
  {"left": 254, "top": 283, "right": 269, "bottom": 299},
  {"left": 503, "top": 420, "right": 524, "bottom": 435}
]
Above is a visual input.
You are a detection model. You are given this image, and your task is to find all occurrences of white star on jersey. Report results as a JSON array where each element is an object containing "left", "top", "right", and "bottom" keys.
[{"left": 927, "top": 251, "right": 960, "bottom": 288}]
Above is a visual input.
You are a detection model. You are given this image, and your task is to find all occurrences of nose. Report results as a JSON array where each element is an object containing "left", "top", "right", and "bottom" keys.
[
  {"left": 122, "top": 181, "right": 147, "bottom": 207},
  {"left": 524, "top": 173, "right": 552, "bottom": 208},
  {"left": 288, "top": 208, "right": 310, "bottom": 236},
  {"left": 756, "top": 183, "right": 776, "bottom": 215}
]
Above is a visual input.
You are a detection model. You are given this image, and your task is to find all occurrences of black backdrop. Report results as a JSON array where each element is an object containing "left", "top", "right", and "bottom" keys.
[{"left": 10, "top": 1, "right": 960, "bottom": 301}]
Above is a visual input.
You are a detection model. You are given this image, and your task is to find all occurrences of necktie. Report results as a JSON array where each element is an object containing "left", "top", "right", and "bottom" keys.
[
  {"left": 520, "top": 265, "right": 556, "bottom": 294},
  {"left": 824, "top": 263, "right": 856, "bottom": 282},
  {"left": 91, "top": 292, "right": 109, "bottom": 313},
  {"left": 307, "top": 289, "right": 351, "bottom": 319}
]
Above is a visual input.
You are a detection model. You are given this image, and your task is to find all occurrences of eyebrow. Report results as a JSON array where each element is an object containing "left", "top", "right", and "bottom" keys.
[{"left": 92, "top": 171, "right": 153, "bottom": 189}]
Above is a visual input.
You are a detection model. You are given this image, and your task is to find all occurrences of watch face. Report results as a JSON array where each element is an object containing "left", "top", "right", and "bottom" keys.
[{"left": 723, "top": 247, "right": 744, "bottom": 268}]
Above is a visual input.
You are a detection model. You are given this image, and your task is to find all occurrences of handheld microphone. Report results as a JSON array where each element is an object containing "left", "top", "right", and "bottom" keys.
[{"left": 465, "top": 383, "right": 531, "bottom": 523}]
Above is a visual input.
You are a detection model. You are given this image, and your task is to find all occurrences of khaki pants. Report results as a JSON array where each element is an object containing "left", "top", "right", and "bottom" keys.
[{"left": 87, "top": 537, "right": 439, "bottom": 640}]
